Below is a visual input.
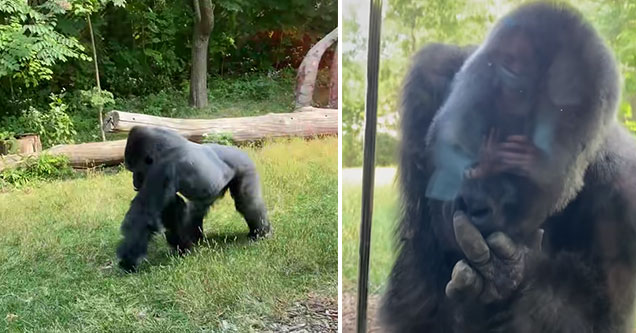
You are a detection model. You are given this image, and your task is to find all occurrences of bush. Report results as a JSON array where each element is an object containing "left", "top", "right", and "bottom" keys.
[
  {"left": 1, "top": 93, "right": 77, "bottom": 148},
  {"left": 376, "top": 133, "right": 398, "bottom": 166},
  {"left": 343, "top": 132, "right": 398, "bottom": 167},
  {"left": 0, "top": 154, "right": 74, "bottom": 188}
]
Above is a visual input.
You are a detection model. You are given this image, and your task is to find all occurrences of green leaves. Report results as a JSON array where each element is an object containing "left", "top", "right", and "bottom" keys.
[
  {"left": 0, "top": 0, "right": 90, "bottom": 87},
  {"left": 79, "top": 87, "right": 114, "bottom": 108}
]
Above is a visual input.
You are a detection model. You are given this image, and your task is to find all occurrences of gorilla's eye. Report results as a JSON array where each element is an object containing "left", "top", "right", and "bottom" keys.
[{"left": 144, "top": 156, "right": 153, "bottom": 165}]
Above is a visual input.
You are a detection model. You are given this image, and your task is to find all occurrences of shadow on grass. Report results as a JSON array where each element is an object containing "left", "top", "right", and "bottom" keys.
[
  {"left": 126, "top": 230, "right": 253, "bottom": 273},
  {"left": 201, "top": 230, "right": 252, "bottom": 248}
]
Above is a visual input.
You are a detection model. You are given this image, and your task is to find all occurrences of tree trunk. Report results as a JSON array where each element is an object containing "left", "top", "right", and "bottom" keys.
[
  {"left": 189, "top": 0, "right": 215, "bottom": 109},
  {"left": 328, "top": 43, "right": 338, "bottom": 108},
  {"left": 295, "top": 27, "right": 338, "bottom": 109}
]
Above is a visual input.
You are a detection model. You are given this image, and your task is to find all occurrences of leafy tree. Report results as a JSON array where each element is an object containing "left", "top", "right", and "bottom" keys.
[{"left": 0, "top": 0, "right": 89, "bottom": 89}]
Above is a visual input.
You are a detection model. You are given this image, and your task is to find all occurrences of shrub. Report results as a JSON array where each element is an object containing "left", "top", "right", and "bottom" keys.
[{"left": 0, "top": 154, "right": 73, "bottom": 188}]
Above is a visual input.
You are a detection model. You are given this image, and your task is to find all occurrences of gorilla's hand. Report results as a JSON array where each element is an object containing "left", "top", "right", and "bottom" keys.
[
  {"left": 466, "top": 134, "right": 546, "bottom": 180},
  {"left": 445, "top": 212, "right": 543, "bottom": 303},
  {"left": 496, "top": 135, "right": 545, "bottom": 178}
]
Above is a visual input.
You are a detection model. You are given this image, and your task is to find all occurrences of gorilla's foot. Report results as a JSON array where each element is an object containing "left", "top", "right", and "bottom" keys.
[
  {"left": 248, "top": 224, "right": 272, "bottom": 240},
  {"left": 118, "top": 259, "right": 138, "bottom": 273}
]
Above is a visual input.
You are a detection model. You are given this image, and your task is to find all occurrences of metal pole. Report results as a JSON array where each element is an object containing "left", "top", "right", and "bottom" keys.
[{"left": 356, "top": 0, "right": 383, "bottom": 332}]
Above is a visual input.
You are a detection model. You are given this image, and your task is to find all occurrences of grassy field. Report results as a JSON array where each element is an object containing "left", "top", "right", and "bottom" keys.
[
  {"left": 342, "top": 168, "right": 398, "bottom": 294},
  {"left": 0, "top": 138, "right": 337, "bottom": 332}
]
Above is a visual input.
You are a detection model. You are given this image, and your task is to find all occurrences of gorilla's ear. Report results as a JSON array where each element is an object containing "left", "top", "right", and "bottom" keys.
[
  {"left": 144, "top": 156, "right": 153, "bottom": 165},
  {"left": 546, "top": 50, "right": 585, "bottom": 106}
]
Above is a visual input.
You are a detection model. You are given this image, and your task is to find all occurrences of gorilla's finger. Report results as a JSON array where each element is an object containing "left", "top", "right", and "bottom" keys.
[
  {"left": 505, "top": 135, "right": 531, "bottom": 143},
  {"left": 487, "top": 232, "right": 520, "bottom": 260},
  {"left": 445, "top": 260, "right": 483, "bottom": 300},
  {"left": 531, "top": 228, "right": 544, "bottom": 251},
  {"left": 499, "top": 141, "right": 533, "bottom": 154},
  {"left": 497, "top": 151, "right": 533, "bottom": 164},
  {"left": 453, "top": 212, "right": 490, "bottom": 265}
]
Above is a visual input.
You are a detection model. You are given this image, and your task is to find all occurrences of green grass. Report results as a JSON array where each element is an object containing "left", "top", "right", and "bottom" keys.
[
  {"left": 0, "top": 138, "right": 337, "bottom": 332},
  {"left": 342, "top": 177, "right": 399, "bottom": 295}
]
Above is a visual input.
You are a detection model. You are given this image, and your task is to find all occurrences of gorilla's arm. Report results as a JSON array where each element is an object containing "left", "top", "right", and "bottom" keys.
[
  {"left": 117, "top": 163, "right": 180, "bottom": 271},
  {"left": 380, "top": 44, "right": 475, "bottom": 331}
]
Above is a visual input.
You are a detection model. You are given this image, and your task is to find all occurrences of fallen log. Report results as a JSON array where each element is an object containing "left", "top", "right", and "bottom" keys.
[
  {"left": 0, "top": 140, "right": 127, "bottom": 171},
  {"left": 103, "top": 107, "right": 338, "bottom": 141},
  {"left": 0, "top": 108, "right": 338, "bottom": 171}
]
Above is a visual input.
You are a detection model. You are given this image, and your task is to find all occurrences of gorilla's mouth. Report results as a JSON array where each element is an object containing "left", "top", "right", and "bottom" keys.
[
  {"left": 469, "top": 207, "right": 492, "bottom": 222},
  {"left": 453, "top": 197, "right": 496, "bottom": 236}
]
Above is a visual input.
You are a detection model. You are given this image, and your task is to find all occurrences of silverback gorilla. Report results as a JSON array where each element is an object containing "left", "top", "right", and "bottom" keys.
[
  {"left": 116, "top": 126, "right": 271, "bottom": 271},
  {"left": 381, "top": 2, "right": 636, "bottom": 332}
]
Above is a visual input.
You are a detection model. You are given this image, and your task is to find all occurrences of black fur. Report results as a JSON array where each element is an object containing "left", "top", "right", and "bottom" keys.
[
  {"left": 117, "top": 126, "right": 271, "bottom": 271},
  {"left": 381, "top": 2, "right": 636, "bottom": 332}
]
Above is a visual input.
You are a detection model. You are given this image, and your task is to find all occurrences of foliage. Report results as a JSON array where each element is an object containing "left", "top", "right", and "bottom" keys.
[
  {"left": 0, "top": 131, "right": 18, "bottom": 154},
  {"left": 0, "top": 0, "right": 92, "bottom": 88},
  {"left": 375, "top": 133, "right": 398, "bottom": 166},
  {"left": 201, "top": 132, "right": 235, "bottom": 146},
  {"left": 80, "top": 87, "right": 114, "bottom": 108},
  {"left": 0, "top": 0, "right": 336, "bottom": 137},
  {"left": 2, "top": 93, "right": 77, "bottom": 148},
  {"left": 0, "top": 153, "right": 73, "bottom": 188}
]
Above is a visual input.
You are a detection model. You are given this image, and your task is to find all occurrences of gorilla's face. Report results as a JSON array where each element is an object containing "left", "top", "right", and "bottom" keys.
[
  {"left": 124, "top": 128, "right": 155, "bottom": 191},
  {"left": 430, "top": 19, "right": 596, "bottom": 241},
  {"left": 126, "top": 155, "right": 153, "bottom": 191},
  {"left": 454, "top": 173, "right": 545, "bottom": 241}
]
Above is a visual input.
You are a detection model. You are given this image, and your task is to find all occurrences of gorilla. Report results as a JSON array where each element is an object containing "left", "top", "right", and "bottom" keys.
[
  {"left": 380, "top": 2, "right": 636, "bottom": 332},
  {"left": 116, "top": 126, "right": 271, "bottom": 271}
]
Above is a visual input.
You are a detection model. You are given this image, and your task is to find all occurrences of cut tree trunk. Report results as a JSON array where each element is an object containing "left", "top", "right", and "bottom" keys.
[
  {"left": 329, "top": 43, "right": 338, "bottom": 108},
  {"left": 295, "top": 27, "right": 338, "bottom": 109},
  {"left": 189, "top": 0, "right": 215, "bottom": 108},
  {"left": 15, "top": 134, "right": 42, "bottom": 154},
  {"left": 104, "top": 107, "right": 338, "bottom": 141},
  {"left": 0, "top": 109, "right": 338, "bottom": 172}
]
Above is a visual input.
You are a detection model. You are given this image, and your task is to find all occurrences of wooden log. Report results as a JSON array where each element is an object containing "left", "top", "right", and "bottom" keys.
[
  {"left": 103, "top": 108, "right": 338, "bottom": 141},
  {"left": 47, "top": 140, "right": 126, "bottom": 168},
  {"left": 295, "top": 27, "right": 338, "bottom": 109},
  {"left": 0, "top": 109, "right": 338, "bottom": 172},
  {"left": 0, "top": 140, "right": 127, "bottom": 172}
]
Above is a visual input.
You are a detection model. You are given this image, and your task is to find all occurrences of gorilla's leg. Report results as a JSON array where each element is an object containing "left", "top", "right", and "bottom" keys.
[
  {"left": 229, "top": 171, "right": 271, "bottom": 239},
  {"left": 184, "top": 200, "right": 210, "bottom": 245},
  {"left": 161, "top": 194, "right": 189, "bottom": 253},
  {"left": 161, "top": 195, "right": 210, "bottom": 254}
]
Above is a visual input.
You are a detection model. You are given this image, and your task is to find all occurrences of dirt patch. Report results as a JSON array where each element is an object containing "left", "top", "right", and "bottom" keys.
[
  {"left": 342, "top": 291, "right": 383, "bottom": 333},
  {"left": 263, "top": 294, "right": 338, "bottom": 332}
]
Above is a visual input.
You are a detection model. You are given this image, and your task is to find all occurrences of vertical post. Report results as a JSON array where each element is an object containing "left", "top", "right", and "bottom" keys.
[
  {"left": 87, "top": 14, "right": 106, "bottom": 142},
  {"left": 356, "top": 0, "right": 383, "bottom": 332}
]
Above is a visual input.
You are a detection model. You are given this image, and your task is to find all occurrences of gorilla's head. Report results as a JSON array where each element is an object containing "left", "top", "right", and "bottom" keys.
[
  {"left": 124, "top": 126, "right": 189, "bottom": 191},
  {"left": 427, "top": 2, "right": 620, "bottom": 241}
]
